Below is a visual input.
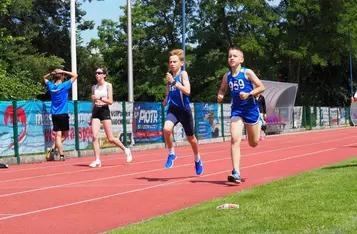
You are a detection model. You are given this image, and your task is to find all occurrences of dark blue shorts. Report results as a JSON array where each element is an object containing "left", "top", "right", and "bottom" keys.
[{"left": 166, "top": 106, "right": 194, "bottom": 136}]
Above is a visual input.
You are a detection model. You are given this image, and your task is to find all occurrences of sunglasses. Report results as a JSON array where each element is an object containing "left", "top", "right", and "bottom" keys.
[{"left": 96, "top": 72, "right": 104, "bottom": 75}]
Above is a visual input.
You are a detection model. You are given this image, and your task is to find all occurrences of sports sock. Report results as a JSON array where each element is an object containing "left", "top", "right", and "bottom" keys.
[
  {"left": 232, "top": 169, "right": 240, "bottom": 175},
  {"left": 168, "top": 147, "right": 175, "bottom": 155},
  {"left": 194, "top": 154, "right": 201, "bottom": 162}
]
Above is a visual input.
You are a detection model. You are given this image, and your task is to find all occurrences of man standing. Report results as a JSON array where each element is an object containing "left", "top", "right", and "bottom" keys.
[{"left": 43, "top": 69, "right": 78, "bottom": 161}]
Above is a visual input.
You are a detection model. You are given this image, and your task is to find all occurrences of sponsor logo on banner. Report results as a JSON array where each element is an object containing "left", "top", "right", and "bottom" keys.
[
  {"left": 4, "top": 105, "right": 27, "bottom": 147},
  {"left": 133, "top": 102, "right": 162, "bottom": 143},
  {"left": 195, "top": 103, "right": 219, "bottom": 139}
]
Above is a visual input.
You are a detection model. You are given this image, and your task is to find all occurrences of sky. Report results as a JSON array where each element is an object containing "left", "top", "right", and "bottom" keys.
[
  {"left": 80, "top": 0, "right": 282, "bottom": 44},
  {"left": 80, "top": 0, "right": 126, "bottom": 44}
]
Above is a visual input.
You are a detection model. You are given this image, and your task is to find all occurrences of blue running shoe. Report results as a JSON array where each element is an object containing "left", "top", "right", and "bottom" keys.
[
  {"left": 228, "top": 170, "right": 241, "bottom": 183},
  {"left": 165, "top": 153, "right": 176, "bottom": 168},
  {"left": 195, "top": 159, "right": 203, "bottom": 175}
]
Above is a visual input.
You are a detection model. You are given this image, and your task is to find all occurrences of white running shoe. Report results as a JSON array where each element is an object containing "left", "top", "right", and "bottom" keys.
[
  {"left": 125, "top": 148, "right": 132, "bottom": 162},
  {"left": 89, "top": 161, "right": 101, "bottom": 168}
]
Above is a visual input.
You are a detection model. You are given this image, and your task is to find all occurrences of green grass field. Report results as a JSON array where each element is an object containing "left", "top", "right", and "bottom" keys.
[{"left": 108, "top": 157, "right": 357, "bottom": 234}]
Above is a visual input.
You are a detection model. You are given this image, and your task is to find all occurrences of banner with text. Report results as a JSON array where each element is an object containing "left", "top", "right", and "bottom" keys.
[
  {"left": 195, "top": 103, "right": 220, "bottom": 139},
  {"left": 133, "top": 102, "right": 163, "bottom": 144}
]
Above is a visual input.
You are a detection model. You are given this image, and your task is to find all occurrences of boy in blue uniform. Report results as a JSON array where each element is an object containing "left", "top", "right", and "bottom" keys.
[
  {"left": 162, "top": 49, "right": 203, "bottom": 175},
  {"left": 43, "top": 69, "right": 78, "bottom": 161},
  {"left": 217, "top": 48, "right": 265, "bottom": 183}
]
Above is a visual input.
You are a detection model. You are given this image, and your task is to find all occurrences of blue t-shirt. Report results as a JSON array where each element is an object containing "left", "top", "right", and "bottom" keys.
[
  {"left": 227, "top": 67, "right": 257, "bottom": 111},
  {"left": 46, "top": 80, "right": 72, "bottom": 114},
  {"left": 167, "top": 71, "right": 190, "bottom": 110}
]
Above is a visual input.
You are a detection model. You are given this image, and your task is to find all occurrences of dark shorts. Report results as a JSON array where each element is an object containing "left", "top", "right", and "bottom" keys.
[
  {"left": 166, "top": 106, "right": 194, "bottom": 136},
  {"left": 92, "top": 105, "right": 111, "bottom": 121},
  {"left": 52, "top": 114, "right": 70, "bottom": 132}
]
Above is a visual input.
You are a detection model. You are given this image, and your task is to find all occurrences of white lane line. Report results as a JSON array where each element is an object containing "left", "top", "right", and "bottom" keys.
[
  {"left": 0, "top": 133, "right": 355, "bottom": 184},
  {"left": 0, "top": 127, "right": 354, "bottom": 174},
  {"left": 0, "top": 143, "right": 351, "bottom": 222},
  {"left": 0, "top": 136, "right": 355, "bottom": 197}
]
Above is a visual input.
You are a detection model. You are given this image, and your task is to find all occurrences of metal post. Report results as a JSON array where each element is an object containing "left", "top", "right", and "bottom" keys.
[
  {"left": 161, "top": 104, "right": 166, "bottom": 143},
  {"left": 12, "top": 101, "right": 20, "bottom": 164},
  {"left": 127, "top": 0, "right": 134, "bottom": 102},
  {"left": 194, "top": 103, "right": 198, "bottom": 138},
  {"left": 349, "top": 30, "right": 353, "bottom": 97},
  {"left": 182, "top": 0, "right": 186, "bottom": 70},
  {"left": 70, "top": 0, "right": 77, "bottom": 100},
  {"left": 122, "top": 101, "right": 127, "bottom": 147},
  {"left": 74, "top": 100, "right": 80, "bottom": 157},
  {"left": 309, "top": 107, "right": 312, "bottom": 130},
  {"left": 220, "top": 103, "right": 224, "bottom": 139},
  {"left": 292, "top": 108, "right": 295, "bottom": 129}
]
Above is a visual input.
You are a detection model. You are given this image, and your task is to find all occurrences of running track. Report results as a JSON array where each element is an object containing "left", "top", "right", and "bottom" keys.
[{"left": 0, "top": 128, "right": 356, "bottom": 233}]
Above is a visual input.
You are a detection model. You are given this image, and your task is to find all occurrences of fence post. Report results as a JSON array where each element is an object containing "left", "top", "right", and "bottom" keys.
[
  {"left": 303, "top": 106, "right": 307, "bottom": 129},
  {"left": 309, "top": 106, "right": 313, "bottom": 130},
  {"left": 194, "top": 103, "right": 198, "bottom": 138},
  {"left": 122, "top": 101, "right": 127, "bottom": 147},
  {"left": 319, "top": 107, "right": 322, "bottom": 127},
  {"left": 12, "top": 101, "right": 20, "bottom": 164},
  {"left": 328, "top": 107, "right": 331, "bottom": 127},
  {"left": 337, "top": 108, "right": 340, "bottom": 126},
  {"left": 74, "top": 100, "right": 80, "bottom": 157},
  {"left": 161, "top": 103, "right": 166, "bottom": 145},
  {"left": 220, "top": 103, "right": 225, "bottom": 139},
  {"left": 292, "top": 107, "right": 295, "bottom": 129},
  {"left": 346, "top": 106, "right": 350, "bottom": 125}
]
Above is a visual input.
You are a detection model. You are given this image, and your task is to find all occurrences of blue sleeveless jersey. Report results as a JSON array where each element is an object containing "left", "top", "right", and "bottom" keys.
[
  {"left": 168, "top": 71, "right": 190, "bottom": 109},
  {"left": 228, "top": 67, "right": 259, "bottom": 123}
]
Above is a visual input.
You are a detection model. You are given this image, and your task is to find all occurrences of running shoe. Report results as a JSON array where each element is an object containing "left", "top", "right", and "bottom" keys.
[{"left": 165, "top": 153, "right": 176, "bottom": 168}]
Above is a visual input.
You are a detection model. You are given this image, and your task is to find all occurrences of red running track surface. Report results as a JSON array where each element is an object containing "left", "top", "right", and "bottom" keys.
[{"left": 0, "top": 128, "right": 356, "bottom": 233}]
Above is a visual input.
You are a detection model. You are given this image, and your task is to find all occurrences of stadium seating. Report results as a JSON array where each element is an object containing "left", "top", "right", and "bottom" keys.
[{"left": 265, "top": 114, "right": 286, "bottom": 134}]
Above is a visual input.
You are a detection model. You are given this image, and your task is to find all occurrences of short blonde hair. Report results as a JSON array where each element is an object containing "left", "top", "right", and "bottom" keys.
[
  {"left": 229, "top": 47, "right": 244, "bottom": 57},
  {"left": 169, "top": 49, "right": 184, "bottom": 62}
]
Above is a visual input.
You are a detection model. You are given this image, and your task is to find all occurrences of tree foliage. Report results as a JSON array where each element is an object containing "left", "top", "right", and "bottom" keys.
[{"left": 0, "top": 0, "right": 357, "bottom": 106}]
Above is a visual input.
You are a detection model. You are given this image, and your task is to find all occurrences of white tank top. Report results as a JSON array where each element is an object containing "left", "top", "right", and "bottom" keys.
[{"left": 94, "top": 82, "right": 108, "bottom": 99}]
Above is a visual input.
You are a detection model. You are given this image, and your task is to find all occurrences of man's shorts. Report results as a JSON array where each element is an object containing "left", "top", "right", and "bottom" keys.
[{"left": 52, "top": 114, "right": 70, "bottom": 132}]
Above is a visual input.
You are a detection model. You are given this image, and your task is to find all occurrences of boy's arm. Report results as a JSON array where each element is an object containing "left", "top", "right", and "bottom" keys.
[{"left": 217, "top": 73, "right": 228, "bottom": 103}]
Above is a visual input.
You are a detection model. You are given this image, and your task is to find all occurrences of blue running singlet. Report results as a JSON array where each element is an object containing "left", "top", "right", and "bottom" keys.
[
  {"left": 227, "top": 67, "right": 259, "bottom": 124},
  {"left": 167, "top": 71, "right": 190, "bottom": 110}
]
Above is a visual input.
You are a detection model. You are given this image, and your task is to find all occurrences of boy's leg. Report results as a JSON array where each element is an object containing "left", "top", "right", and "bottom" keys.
[
  {"left": 163, "top": 120, "right": 175, "bottom": 149},
  {"left": 181, "top": 109, "right": 203, "bottom": 175},
  {"left": 186, "top": 135, "right": 203, "bottom": 175},
  {"left": 163, "top": 117, "right": 176, "bottom": 168},
  {"left": 246, "top": 121, "right": 261, "bottom": 148},
  {"left": 228, "top": 117, "right": 245, "bottom": 183}
]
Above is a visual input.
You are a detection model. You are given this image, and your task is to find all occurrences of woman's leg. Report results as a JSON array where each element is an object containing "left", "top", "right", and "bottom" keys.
[
  {"left": 90, "top": 118, "right": 102, "bottom": 166},
  {"left": 102, "top": 119, "right": 132, "bottom": 162}
]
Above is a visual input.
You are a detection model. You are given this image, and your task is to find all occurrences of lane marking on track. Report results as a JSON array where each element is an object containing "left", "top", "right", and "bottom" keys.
[
  {"left": 0, "top": 143, "right": 355, "bottom": 221},
  {"left": 0, "top": 134, "right": 355, "bottom": 184},
  {"left": 0, "top": 128, "right": 353, "bottom": 174}
]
